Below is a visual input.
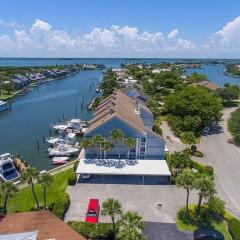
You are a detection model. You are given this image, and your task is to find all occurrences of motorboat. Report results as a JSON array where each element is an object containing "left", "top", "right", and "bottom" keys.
[
  {"left": 52, "top": 119, "right": 82, "bottom": 132},
  {"left": 52, "top": 157, "right": 69, "bottom": 165},
  {"left": 48, "top": 144, "right": 79, "bottom": 157},
  {"left": 0, "top": 153, "right": 20, "bottom": 181},
  {"left": 0, "top": 101, "right": 10, "bottom": 112},
  {"left": 46, "top": 133, "right": 76, "bottom": 146}
]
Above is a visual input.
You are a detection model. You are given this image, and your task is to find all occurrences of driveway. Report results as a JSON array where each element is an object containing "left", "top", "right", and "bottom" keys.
[
  {"left": 198, "top": 107, "right": 240, "bottom": 217},
  {"left": 65, "top": 183, "right": 198, "bottom": 223},
  {"left": 161, "top": 121, "right": 185, "bottom": 152},
  {"left": 143, "top": 222, "right": 193, "bottom": 240}
]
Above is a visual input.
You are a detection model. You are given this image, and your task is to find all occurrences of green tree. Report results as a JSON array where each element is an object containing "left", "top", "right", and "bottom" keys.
[
  {"left": 0, "top": 182, "right": 18, "bottom": 213},
  {"left": 194, "top": 175, "right": 215, "bottom": 213},
  {"left": 118, "top": 211, "right": 144, "bottom": 240},
  {"left": 21, "top": 167, "right": 40, "bottom": 210},
  {"left": 123, "top": 137, "right": 136, "bottom": 160},
  {"left": 101, "top": 198, "right": 123, "bottom": 240},
  {"left": 217, "top": 85, "right": 240, "bottom": 101},
  {"left": 38, "top": 173, "right": 54, "bottom": 209},
  {"left": 176, "top": 169, "right": 196, "bottom": 213},
  {"left": 81, "top": 138, "right": 94, "bottom": 157},
  {"left": 110, "top": 129, "right": 123, "bottom": 160},
  {"left": 167, "top": 152, "right": 192, "bottom": 175},
  {"left": 181, "top": 131, "right": 196, "bottom": 148},
  {"left": 92, "top": 134, "right": 104, "bottom": 159},
  {"left": 164, "top": 86, "right": 222, "bottom": 134},
  {"left": 102, "top": 140, "right": 113, "bottom": 160}
]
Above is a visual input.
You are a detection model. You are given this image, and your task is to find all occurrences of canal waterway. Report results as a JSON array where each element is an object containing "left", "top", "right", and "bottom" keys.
[
  {"left": 0, "top": 69, "right": 102, "bottom": 170},
  {"left": 0, "top": 58, "right": 239, "bottom": 170}
]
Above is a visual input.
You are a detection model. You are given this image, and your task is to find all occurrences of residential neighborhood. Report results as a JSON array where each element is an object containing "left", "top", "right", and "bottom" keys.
[{"left": 1, "top": 1, "right": 240, "bottom": 240}]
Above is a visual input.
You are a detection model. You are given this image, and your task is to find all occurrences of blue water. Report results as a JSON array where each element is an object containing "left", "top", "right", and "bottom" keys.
[
  {"left": 0, "top": 70, "right": 102, "bottom": 170},
  {"left": 0, "top": 58, "right": 239, "bottom": 170}
]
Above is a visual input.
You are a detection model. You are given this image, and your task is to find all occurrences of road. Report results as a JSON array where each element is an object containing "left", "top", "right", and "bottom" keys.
[{"left": 198, "top": 107, "right": 240, "bottom": 217}]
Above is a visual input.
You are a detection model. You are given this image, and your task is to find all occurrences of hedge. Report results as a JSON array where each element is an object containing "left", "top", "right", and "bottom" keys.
[
  {"left": 228, "top": 218, "right": 240, "bottom": 240},
  {"left": 68, "top": 172, "right": 77, "bottom": 186},
  {"left": 191, "top": 161, "right": 214, "bottom": 177},
  {"left": 52, "top": 193, "right": 70, "bottom": 219},
  {"left": 68, "top": 221, "right": 113, "bottom": 240}
]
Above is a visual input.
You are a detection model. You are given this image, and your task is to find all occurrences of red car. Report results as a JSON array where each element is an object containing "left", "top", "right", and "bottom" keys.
[{"left": 85, "top": 199, "right": 100, "bottom": 223}]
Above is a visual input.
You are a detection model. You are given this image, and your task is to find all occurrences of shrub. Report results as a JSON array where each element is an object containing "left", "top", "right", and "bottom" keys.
[
  {"left": 193, "top": 151, "right": 204, "bottom": 157},
  {"left": 52, "top": 193, "right": 70, "bottom": 219},
  {"left": 177, "top": 207, "right": 196, "bottom": 225},
  {"left": 73, "top": 161, "right": 79, "bottom": 171},
  {"left": 68, "top": 221, "right": 113, "bottom": 240},
  {"left": 224, "top": 211, "right": 235, "bottom": 222},
  {"left": 152, "top": 124, "right": 162, "bottom": 135},
  {"left": 228, "top": 218, "right": 240, "bottom": 240},
  {"left": 204, "top": 165, "right": 214, "bottom": 176},
  {"left": 68, "top": 172, "right": 77, "bottom": 186}
]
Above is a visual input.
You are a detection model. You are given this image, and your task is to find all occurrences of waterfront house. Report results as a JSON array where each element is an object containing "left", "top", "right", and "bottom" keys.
[
  {"left": 0, "top": 210, "right": 85, "bottom": 240},
  {"left": 11, "top": 74, "right": 30, "bottom": 89},
  {"left": 43, "top": 69, "right": 57, "bottom": 78},
  {"left": 76, "top": 89, "right": 171, "bottom": 184},
  {"left": 28, "top": 73, "right": 46, "bottom": 83}
]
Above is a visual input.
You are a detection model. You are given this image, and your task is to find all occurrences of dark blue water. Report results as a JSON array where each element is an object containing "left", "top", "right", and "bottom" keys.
[
  {"left": 0, "top": 70, "right": 102, "bottom": 170},
  {"left": 0, "top": 58, "right": 239, "bottom": 170}
]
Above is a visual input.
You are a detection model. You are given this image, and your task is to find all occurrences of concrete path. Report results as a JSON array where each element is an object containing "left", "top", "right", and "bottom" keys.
[{"left": 198, "top": 107, "right": 240, "bottom": 217}]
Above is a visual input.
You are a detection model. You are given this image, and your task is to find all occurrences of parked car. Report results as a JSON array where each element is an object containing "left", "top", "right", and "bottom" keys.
[
  {"left": 203, "top": 127, "right": 210, "bottom": 135},
  {"left": 193, "top": 229, "right": 224, "bottom": 240},
  {"left": 85, "top": 199, "right": 100, "bottom": 224}
]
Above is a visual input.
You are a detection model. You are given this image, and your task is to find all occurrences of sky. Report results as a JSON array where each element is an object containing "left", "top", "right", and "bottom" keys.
[{"left": 0, "top": 0, "right": 240, "bottom": 58}]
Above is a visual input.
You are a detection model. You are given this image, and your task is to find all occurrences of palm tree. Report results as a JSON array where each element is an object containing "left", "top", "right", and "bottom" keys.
[
  {"left": 194, "top": 175, "right": 215, "bottom": 213},
  {"left": 110, "top": 129, "right": 123, "bottom": 160},
  {"left": 102, "top": 140, "right": 113, "bottom": 160},
  {"left": 101, "top": 198, "right": 122, "bottom": 240},
  {"left": 0, "top": 182, "right": 18, "bottom": 213},
  {"left": 124, "top": 137, "right": 136, "bottom": 160},
  {"left": 21, "top": 167, "right": 40, "bottom": 210},
  {"left": 92, "top": 134, "right": 104, "bottom": 159},
  {"left": 118, "top": 211, "right": 144, "bottom": 240},
  {"left": 38, "top": 173, "right": 54, "bottom": 209},
  {"left": 176, "top": 169, "right": 196, "bottom": 213},
  {"left": 81, "top": 138, "right": 94, "bottom": 158}
]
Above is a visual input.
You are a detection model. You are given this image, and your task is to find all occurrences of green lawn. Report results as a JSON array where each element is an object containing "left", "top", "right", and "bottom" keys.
[
  {"left": 0, "top": 91, "right": 18, "bottom": 100},
  {"left": 177, "top": 217, "right": 232, "bottom": 240},
  {"left": 7, "top": 168, "right": 73, "bottom": 213}
]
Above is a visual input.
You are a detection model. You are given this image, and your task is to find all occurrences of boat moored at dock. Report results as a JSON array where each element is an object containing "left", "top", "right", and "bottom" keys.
[
  {"left": 52, "top": 156, "right": 69, "bottom": 165},
  {"left": 48, "top": 144, "right": 80, "bottom": 157}
]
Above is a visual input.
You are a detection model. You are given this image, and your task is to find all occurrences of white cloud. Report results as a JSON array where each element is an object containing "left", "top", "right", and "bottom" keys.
[
  {"left": 31, "top": 19, "right": 52, "bottom": 32},
  {"left": 204, "top": 16, "right": 240, "bottom": 56},
  {"left": 0, "top": 19, "right": 196, "bottom": 57},
  {"left": 168, "top": 29, "right": 179, "bottom": 39}
]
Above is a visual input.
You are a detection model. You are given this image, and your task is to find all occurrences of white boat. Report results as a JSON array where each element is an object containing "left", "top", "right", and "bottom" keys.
[
  {"left": 0, "top": 101, "right": 10, "bottom": 112},
  {"left": 52, "top": 157, "right": 69, "bottom": 165},
  {"left": 48, "top": 145, "right": 79, "bottom": 157},
  {"left": 46, "top": 133, "right": 76, "bottom": 145},
  {"left": 52, "top": 119, "right": 82, "bottom": 132},
  {"left": 0, "top": 153, "right": 20, "bottom": 181}
]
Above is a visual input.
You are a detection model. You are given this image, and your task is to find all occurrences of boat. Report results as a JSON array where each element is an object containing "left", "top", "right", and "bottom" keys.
[
  {"left": 52, "top": 119, "right": 82, "bottom": 132},
  {"left": 52, "top": 157, "right": 69, "bottom": 165},
  {"left": 0, "top": 101, "right": 10, "bottom": 112},
  {"left": 0, "top": 153, "right": 20, "bottom": 181},
  {"left": 48, "top": 144, "right": 80, "bottom": 157},
  {"left": 46, "top": 133, "right": 76, "bottom": 146}
]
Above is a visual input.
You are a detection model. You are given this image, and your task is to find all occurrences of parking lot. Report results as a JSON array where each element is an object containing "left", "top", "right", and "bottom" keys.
[{"left": 65, "top": 181, "right": 198, "bottom": 223}]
